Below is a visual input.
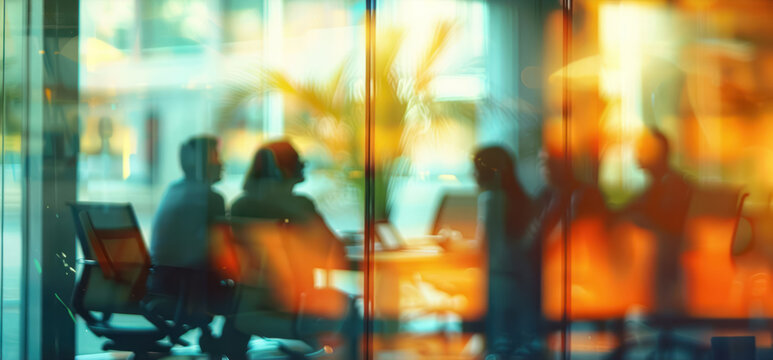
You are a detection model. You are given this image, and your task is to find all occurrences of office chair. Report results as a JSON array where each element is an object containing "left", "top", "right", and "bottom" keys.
[
  {"left": 207, "top": 219, "right": 243, "bottom": 316},
  {"left": 227, "top": 218, "right": 357, "bottom": 359},
  {"left": 606, "top": 187, "right": 749, "bottom": 360},
  {"left": 69, "top": 202, "right": 173, "bottom": 359}
]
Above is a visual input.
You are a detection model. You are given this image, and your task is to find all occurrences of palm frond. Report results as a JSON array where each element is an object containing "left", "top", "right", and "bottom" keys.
[
  {"left": 262, "top": 69, "right": 300, "bottom": 97},
  {"left": 415, "top": 21, "right": 457, "bottom": 94},
  {"left": 326, "top": 59, "right": 350, "bottom": 109},
  {"left": 220, "top": 21, "right": 483, "bottom": 221},
  {"left": 375, "top": 28, "right": 405, "bottom": 82},
  {"left": 218, "top": 69, "right": 268, "bottom": 130},
  {"left": 427, "top": 99, "right": 477, "bottom": 125},
  {"left": 264, "top": 69, "right": 345, "bottom": 121}
]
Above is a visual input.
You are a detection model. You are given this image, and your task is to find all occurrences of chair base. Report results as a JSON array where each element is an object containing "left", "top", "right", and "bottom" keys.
[{"left": 102, "top": 339, "right": 172, "bottom": 359}]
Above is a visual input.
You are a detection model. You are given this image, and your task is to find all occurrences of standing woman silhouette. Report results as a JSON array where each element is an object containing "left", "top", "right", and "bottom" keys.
[{"left": 473, "top": 146, "right": 539, "bottom": 359}]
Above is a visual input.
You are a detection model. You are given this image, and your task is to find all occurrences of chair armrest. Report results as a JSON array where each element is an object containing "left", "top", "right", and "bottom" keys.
[{"left": 295, "top": 288, "right": 352, "bottom": 339}]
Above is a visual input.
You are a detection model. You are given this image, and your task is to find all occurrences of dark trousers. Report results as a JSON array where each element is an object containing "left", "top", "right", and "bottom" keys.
[
  {"left": 487, "top": 271, "right": 541, "bottom": 355},
  {"left": 145, "top": 266, "right": 217, "bottom": 329}
]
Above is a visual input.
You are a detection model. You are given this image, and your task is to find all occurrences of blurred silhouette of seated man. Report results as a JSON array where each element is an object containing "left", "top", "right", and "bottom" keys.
[
  {"left": 223, "top": 140, "right": 348, "bottom": 359},
  {"left": 146, "top": 135, "right": 225, "bottom": 344},
  {"left": 624, "top": 128, "right": 692, "bottom": 314}
]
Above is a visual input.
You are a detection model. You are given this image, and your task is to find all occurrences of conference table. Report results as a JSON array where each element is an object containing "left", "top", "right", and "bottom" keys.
[{"left": 337, "top": 242, "right": 486, "bottom": 326}]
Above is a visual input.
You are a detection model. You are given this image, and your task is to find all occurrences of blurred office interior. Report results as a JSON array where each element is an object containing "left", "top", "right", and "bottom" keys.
[{"left": 2, "top": 0, "right": 773, "bottom": 359}]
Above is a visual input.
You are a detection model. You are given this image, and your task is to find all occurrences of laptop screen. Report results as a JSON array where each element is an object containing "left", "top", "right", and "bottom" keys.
[
  {"left": 431, "top": 192, "right": 479, "bottom": 240},
  {"left": 375, "top": 222, "right": 403, "bottom": 250}
]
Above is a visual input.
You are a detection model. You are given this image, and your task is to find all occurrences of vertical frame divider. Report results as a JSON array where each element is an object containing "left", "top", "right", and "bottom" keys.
[
  {"left": 560, "top": 0, "right": 573, "bottom": 359},
  {"left": 363, "top": 0, "right": 377, "bottom": 359},
  {"left": 21, "top": 0, "right": 79, "bottom": 357},
  {"left": 0, "top": 0, "right": 6, "bottom": 355}
]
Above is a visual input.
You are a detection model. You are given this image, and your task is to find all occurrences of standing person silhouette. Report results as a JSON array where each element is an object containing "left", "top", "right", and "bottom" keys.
[
  {"left": 473, "top": 146, "right": 538, "bottom": 359},
  {"left": 146, "top": 135, "right": 225, "bottom": 348},
  {"left": 626, "top": 128, "right": 692, "bottom": 314},
  {"left": 526, "top": 137, "right": 607, "bottom": 359}
]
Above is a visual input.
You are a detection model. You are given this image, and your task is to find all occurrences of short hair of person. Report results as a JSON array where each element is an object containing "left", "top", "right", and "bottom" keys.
[
  {"left": 636, "top": 128, "right": 670, "bottom": 172},
  {"left": 180, "top": 135, "right": 219, "bottom": 180},
  {"left": 650, "top": 129, "right": 670, "bottom": 159}
]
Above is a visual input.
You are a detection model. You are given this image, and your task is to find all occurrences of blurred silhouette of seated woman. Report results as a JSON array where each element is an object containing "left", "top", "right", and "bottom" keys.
[
  {"left": 145, "top": 135, "right": 225, "bottom": 344},
  {"left": 624, "top": 128, "right": 693, "bottom": 314},
  {"left": 473, "top": 146, "right": 538, "bottom": 359},
  {"left": 233, "top": 141, "right": 322, "bottom": 221},
  {"left": 223, "top": 140, "right": 348, "bottom": 359},
  {"left": 231, "top": 139, "right": 346, "bottom": 289}
]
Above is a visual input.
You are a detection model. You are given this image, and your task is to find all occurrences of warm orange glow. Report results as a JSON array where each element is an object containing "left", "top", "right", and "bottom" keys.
[
  {"left": 370, "top": 250, "right": 484, "bottom": 319},
  {"left": 209, "top": 223, "right": 243, "bottom": 282},
  {"left": 543, "top": 218, "right": 656, "bottom": 320},
  {"left": 542, "top": 119, "right": 566, "bottom": 159},
  {"left": 634, "top": 131, "right": 667, "bottom": 170},
  {"left": 546, "top": 331, "right": 621, "bottom": 354},
  {"left": 681, "top": 216, "right": 773, "bottom": 317}
]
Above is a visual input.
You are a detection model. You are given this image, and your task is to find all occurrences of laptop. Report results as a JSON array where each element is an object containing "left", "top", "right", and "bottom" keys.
[
  {"left": 430, "top": 192, "right": 478, "bottom": 241},
  {"left": 375, "top": 221, "right": 442, "bottom": 252}
]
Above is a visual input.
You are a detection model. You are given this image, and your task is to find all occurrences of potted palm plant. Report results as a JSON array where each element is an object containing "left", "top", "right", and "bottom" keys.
[{"left": 221, "top": 21, "right": 477, "bottom": 222}]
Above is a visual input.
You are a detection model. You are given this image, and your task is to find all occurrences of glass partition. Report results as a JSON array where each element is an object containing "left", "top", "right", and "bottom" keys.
[
  {"left": 3, "top": 0, "right": 773, "bottom": 359},
  {"left": 76, "top": 0, "right": 366, "bottom": 355},
  {"left": 2, "top": 0, "right": 25, "bottom": 357},
  {"left": 554, "top": 0, "right": 773, "bottom": 357},
  {"left": 368, "top": 0, "right": 501, "bottom": 357}
]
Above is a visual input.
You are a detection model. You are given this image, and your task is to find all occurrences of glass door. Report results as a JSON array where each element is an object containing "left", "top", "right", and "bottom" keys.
[
  {"left": 75, "top": 0, "right": 367, "bottom": 355},
  {"left": 2, "top": 0, "right": 26, "bottom": 357},
  {"left": 4, "top": 0, "right": 773, "bottom": 358}
]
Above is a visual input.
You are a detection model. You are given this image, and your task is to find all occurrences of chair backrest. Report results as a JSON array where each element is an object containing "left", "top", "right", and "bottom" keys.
[
  {"left": 231, "top": 217, "right": 347, "bottom": 318},
  {"left": 431, "top": 192, "right": 478, "bottom": 239},
  {"left": 70, "top": 202, "right": 150, "bottom": 313},
  {"left": 686, "top": 185, "right": 743, "bottom": 219},
  {"left": 209, "top": 218, "right": 243, "bottom": 282},
  {"left": 230, "top": 218, "right": 294, "bottom": 308},
  {"left": 684, "top": 185, "right": 746, "bottom": 249}
]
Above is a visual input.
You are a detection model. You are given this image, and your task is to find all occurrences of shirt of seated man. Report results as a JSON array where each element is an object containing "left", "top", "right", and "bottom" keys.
[
  {"left": 146, "top": 136, "right": 226, "bottom": 352},
  {"left": 146, "top": 135, "right": 226, "bottom": 336},
  {"left": 150, "top": 136, "right": 225, "bottom": 271}
]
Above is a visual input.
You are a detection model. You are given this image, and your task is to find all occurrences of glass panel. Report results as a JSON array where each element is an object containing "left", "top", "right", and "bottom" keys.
[
  {"left": 76, "top": 0, "right": 365, "bottom": 356},
  {"left": 370, "top": 0, "right": 537, "bottom": 358},
  {"left": 2, "top": 0, "right": 25, "bottom": 357},
  {"left": 4, "top": 0, "right": 771, "bottom": 358},
  {"left": 553, "top": 0, "right": 773, "bottom": 358}
]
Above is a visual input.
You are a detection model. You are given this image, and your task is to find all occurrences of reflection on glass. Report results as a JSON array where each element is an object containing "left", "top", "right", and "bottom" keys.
[
  {"left": 543, "top": 0, "right": 773, "bottom": 357},
  {"left": 76, "top": 0, "right": 364, "bottom": 355},
  {"left": 369, "top": 1, "right": 491, "bottom": 358},
  {"left": 2, "top": 0, "right": 25, "bottom": 357},
  {"left": 2, "top": 0, "right": 772, "bottom": 358}
]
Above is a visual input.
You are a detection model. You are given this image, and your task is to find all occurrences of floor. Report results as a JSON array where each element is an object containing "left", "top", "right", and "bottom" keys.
[
  {"left": 74, "top": 333, "right": 485, "bottom": 360},
  {"left": 75, "top": 338, "right": 328, "bottom": 360}
]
